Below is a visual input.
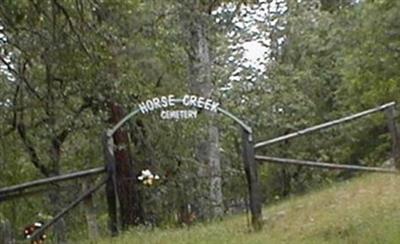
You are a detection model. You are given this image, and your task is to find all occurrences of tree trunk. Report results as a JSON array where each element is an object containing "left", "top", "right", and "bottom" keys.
[
  {"left": 186, "top": 0, "right": 223, "bottom": 219},
  {"left": 109, "top": 102, "right": 144, "bottom": 229},
  {"left": 49, "top": 138, "right": 67, "bottom": 244},
  {"left": 208, "top": 124, "right": 223, "bottom": 217}
]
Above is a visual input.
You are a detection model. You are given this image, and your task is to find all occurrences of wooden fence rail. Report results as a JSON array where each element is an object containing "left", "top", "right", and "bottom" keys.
[
  {"left": 255, "top": 155, "right": 399, "bottom": 174},
  {"left": 0, "top": 167, "right": 105, "bottom": 201},
  {"left": 0, "top": 186, "right": 76, "bottom": 202},
  {"left": 28, "top": 177, "right": 108, "bottom": 241},
  {"left": 254, "top": 102, "right": 396, "bottom": 149}
]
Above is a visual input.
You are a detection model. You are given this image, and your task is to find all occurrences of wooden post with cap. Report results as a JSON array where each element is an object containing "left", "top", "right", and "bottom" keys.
[
  {"left": 103, "top": 131, "right": 119, "bottom": 236},
  {"left": 241, "top": 128, "right": 263, "bottom": 230},
  {"left": 385, "top": 105, "right": 400, "bottom": 169}
]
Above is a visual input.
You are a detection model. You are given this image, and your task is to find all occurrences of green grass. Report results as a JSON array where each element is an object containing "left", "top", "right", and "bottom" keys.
[{"left": 81, "top": 174, "right": 400, "bottom": 244}]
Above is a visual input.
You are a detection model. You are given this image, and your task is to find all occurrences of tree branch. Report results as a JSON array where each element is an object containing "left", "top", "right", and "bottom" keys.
[
  {"left": 0, "top": 56, "right": 44, "bottom": 101},
  {"left": 52, "top": 0, "right": 93, "bottom": 59},
  {"left": 49, "top": 98, "right": 94, "bottom": 154},
  {"left": 28, "top": 0, "right": 50, "bottom": 20},
  {"left": 16, "top": 123, "right": 50, "bottom": 177}
]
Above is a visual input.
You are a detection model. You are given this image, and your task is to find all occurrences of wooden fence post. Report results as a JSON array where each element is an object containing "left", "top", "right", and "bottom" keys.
[
  {"left": 82, "top": 179, "right": 99, "bottom": 241},
  {"left": 0, "top": 219, "right": 13, "bottom": 244},
  {"left": 385, "top": 105, "right": 400, "bottom": 169},
  {"left": 241, "top": 128, "right": 263, "bottom": 230},
  {"left": 103, "top": 131, "right": 119, "bottom": 236}
]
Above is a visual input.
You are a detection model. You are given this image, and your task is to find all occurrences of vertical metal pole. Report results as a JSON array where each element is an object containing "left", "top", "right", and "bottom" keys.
[
  {"left": 385, "top": 106, "right": 400, "bottom": 169},
  {"left": 102, "top": 131, "right": 118, "bottom": 236},
  {"left": 241, "top": 128, "right": 263, "bottom": 230}
]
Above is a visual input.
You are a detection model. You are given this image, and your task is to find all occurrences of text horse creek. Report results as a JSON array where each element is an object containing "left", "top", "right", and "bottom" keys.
[{"left": 137, "top": 94, "right": 220, "bottom": 120}]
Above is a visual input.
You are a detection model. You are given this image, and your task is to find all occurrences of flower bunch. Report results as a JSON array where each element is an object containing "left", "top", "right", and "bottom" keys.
[
  {"left": 23, "top": 221, "right": 47, "bottom": 244},
  {"left": 137, "top": 169, "right": 160, "bottom": 186}
]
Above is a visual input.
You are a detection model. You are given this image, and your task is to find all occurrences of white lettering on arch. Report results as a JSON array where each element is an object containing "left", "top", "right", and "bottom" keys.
[{"left": 137, "top": 94, "right": 220, "bottom": 119}]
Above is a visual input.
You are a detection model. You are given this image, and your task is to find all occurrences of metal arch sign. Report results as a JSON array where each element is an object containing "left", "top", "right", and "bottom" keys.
[
  {"left": 108, "top": 94, "right": 252, "bottom": 136},
  {"left": 104, "top": 94, "right": 259, "bottom": 231}
]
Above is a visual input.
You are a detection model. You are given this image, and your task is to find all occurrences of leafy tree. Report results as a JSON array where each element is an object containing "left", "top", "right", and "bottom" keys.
[{"left": 0, "top": 0, "right": 187, "bottom": 240}]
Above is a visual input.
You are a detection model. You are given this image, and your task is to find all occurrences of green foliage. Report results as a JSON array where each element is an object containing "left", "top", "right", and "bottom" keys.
[
  {"left": 234, "top": 0, "right": 400, "bottom": 198},
  {"left": 338, "top": 0, "right": 400, "bottom": 109},
  {"left": 1, "top": 0, "right": 400, "bottom": 241}
]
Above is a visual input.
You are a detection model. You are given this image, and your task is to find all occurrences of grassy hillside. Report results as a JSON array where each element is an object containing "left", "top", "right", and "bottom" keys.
[{"left": 81, "top": 173, "right": 400, "bottom": 244}]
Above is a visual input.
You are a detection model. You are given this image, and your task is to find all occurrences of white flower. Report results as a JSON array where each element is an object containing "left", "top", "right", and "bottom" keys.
[
  {"left": 141, "top": 169, "right": 152, "bottom": 177},
  {"left": 138, "top": 169, "right": 161, "bottom": 186},
  {"left": 34, "top": 222, "right": 43, "bottom": 227}
]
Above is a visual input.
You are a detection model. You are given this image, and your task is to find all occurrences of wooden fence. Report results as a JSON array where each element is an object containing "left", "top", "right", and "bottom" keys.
[
  {"left": 254, "top": 101, "right": 400, "bottom": 176},
  {"left": 1, "top": 101, "right": 399, "bottom": 242},
  {"left": 0, "top": 166, "right": 107, "bottom": 242}
]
